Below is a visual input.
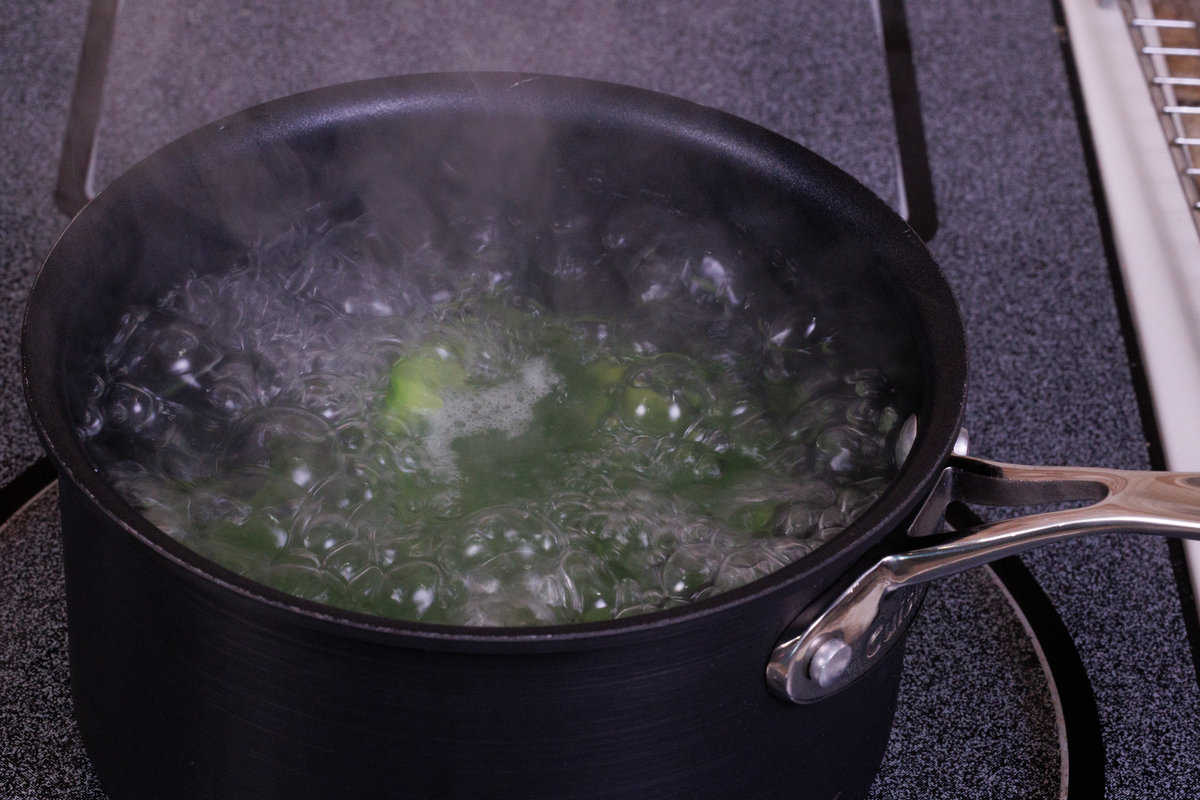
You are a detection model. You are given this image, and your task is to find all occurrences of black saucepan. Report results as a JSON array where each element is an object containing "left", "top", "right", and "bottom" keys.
[{"left": 22, "top": 73, "right": 1200, "bottom": 800}]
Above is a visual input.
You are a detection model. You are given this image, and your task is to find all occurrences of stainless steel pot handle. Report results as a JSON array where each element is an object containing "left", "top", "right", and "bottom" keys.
[{"left": 766, "top": 454, "right": 1200, "bottom": 703}]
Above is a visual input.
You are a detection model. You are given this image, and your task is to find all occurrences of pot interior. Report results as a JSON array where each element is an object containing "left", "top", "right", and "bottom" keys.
[{"left": 26, "top": 74, "right": 963, "bottom": 632}]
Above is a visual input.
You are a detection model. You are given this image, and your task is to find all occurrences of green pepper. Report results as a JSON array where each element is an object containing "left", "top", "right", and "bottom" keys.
[
  {"left": 585, "top": 357, "right": 625, "bottom": 386},
  {"left": 385, "top": 347, "right": 467, "bottom": 417},
  {"left": 728, "top": 500, "right": 779, "bottom": 533}
]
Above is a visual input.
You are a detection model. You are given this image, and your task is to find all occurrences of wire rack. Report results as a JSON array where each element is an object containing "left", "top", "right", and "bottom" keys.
[{"left": 1121, "top": 0, "right": 1200, "bottom": 235}]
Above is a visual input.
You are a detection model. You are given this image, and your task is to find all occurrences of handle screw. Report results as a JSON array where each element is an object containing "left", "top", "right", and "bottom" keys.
[{"left": 808, "top": 637, "right": 853, "bottom": 689}]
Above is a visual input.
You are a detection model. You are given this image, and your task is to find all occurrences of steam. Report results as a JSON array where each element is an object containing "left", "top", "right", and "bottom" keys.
[
  {"left": 74, "top": 72, "right": 923, "bottom": 464},
  {"left": 57, "top": 65, "right": 929, "bottom": 628}
]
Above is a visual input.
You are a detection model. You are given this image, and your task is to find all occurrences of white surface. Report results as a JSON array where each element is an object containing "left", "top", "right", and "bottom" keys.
[{"left": 1062, "top": 0, "right": 1200, "bottom": 613}]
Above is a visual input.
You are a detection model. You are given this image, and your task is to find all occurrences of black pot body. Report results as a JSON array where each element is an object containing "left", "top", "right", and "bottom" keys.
[
  {"left": 60, "top": 477, "right": 906, "bottom": 800},
  {"left": 25, "top": 74, "right": 966, "bottom": 799}
]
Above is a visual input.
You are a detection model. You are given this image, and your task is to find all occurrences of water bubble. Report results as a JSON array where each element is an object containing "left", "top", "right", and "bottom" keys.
[
  {"left": 151, "top": 319, "right": 221, "bottom": 378},
  {"left": 221, "top": 406, "right": 333, "bottom": 471},
  {"left": 299, "top": 372, "right": 365, "bottom": 422},
  {"left": 814, "top": 427, "right": 863, "bottom": 473},
  {"left": 682, "top": 254, "right": 739, "bottom": 304},
  {"left": 662, "top": 543, "right": 720, "bottom": 600},
  {"left": 324, "top": 541, "right": 373, "bottom": 582},
  {"left": 771, "top": 502, "right": 822, "bottom": 540},
  {"left": 306, "top": 473, "right": 372, "bottom": 518},
  {"left": 558, "top": 549, "right": 617, "bottom": 617},
  {"left": 297, "top": 515, "right": 357, "bottom": 557},
  {"left": 336, "top": 419, "right": 371, "bottom": 454},
  {"left": 847, "top": 368, "right": 887, "bottom": 399},
  {"left": 347, "top": 565, "right": 384, "bottom": 602},
  {"left": 78, "top": 403, "right": 104, "bottom": 439},
  {"left": 78, "top": 209, "right": 908, "bottom": 627},
  {"left": 714, "top": 545, "right": 776, "bottom": 591},
  {"left": 104, "top": 383, "right": 163, "bottom": 437},
  {"left": 378, "top": 561, "right": 443, "bottom": 619},
  {"left": 206, "top": 352, "right": 283, "bottom": 413},
  {"left": 155, "top": 444, "right": 210, "bottom": 483},
  {"left": 102, "top": 310, "right": 149, "bottom": 371},
  {"left": 205, "top": 514, "right": 288, "bottom": 558},
  {"left": 187, "top": 489, "right": 251, "bottom": 528},
  {"left": 267, "top": 564, "right": 347, "bottom": 605}
]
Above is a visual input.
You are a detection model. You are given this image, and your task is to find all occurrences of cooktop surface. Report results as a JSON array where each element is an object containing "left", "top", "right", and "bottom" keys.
[{"left": 2, "top": 0, "right": 1198, "bottom": 797}]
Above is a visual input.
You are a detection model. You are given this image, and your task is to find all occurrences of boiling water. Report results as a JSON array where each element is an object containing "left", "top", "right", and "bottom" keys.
[{"left": 79, "top": 209, "right": 910, "bottom": 626}]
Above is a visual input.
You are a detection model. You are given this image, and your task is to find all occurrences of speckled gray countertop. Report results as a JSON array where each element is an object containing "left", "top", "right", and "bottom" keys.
[
  {"left": 1, "top": 0, "right": 1197, "bottom": 797},
  {"left": 0, "top": 1, "right": 87, "bottom": 486}
]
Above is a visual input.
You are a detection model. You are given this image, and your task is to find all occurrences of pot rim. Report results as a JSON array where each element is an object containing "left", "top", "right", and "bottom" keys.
[{"left": 21, "top": 72, "right": 967, "bottom": 651}]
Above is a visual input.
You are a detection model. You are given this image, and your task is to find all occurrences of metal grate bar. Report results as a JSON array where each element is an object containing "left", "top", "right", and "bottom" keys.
[
  {"left": 875, "top": 0, "right": 938, "bottom": 241},
  {"left": 1142, "top": 45, "right": 1200, "bottom": 56},
  {"left": 1120, "top": 0, "right": 1200, "bottom": 236},
  {"left": 1134, "top": 17, "right": 1198, "bottom": 28},
  {"left": 56, "top": 0, "right": 119, "bottom": 216}
]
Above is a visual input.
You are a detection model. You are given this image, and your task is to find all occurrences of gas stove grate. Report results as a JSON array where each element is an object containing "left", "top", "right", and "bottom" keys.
[{"left": 1123, "top": 1, "right": 1200, "bottom": 234}]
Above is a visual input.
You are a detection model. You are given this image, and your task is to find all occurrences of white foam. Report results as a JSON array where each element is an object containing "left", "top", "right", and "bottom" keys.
[
  {"left": 423, "top": 357, "right": 560, "bottom": 479},
  {"left": 412, "top": 587, "right": 434, "bottom": 614}
]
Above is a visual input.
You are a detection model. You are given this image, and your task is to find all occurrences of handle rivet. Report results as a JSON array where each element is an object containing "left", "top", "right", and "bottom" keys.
[
  {"left": 808, "top": 637, "right": 853, "bottom": 689},
  {"left": 953, "top": 427, "right": 970, "bottom": 456}
]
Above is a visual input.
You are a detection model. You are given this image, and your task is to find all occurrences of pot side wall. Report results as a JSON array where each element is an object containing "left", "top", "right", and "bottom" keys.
[{"left": 58, "top": 478, "right": 904, "bottom": 800}]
